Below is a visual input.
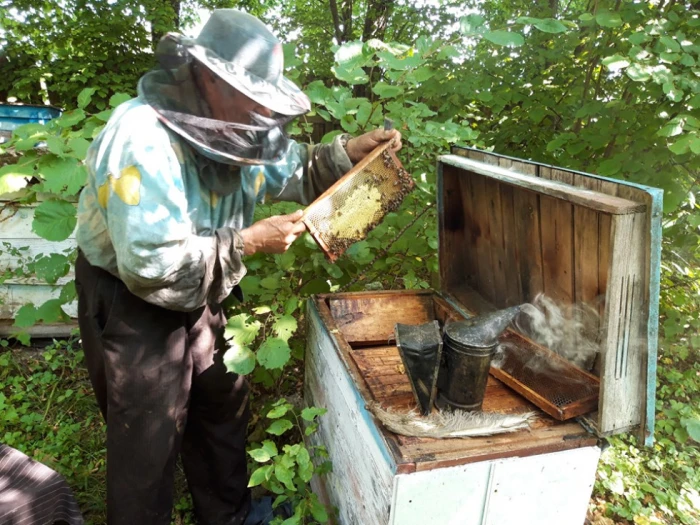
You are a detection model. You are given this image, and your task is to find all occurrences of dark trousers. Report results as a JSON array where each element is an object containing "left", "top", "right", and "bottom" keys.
[{"left": 75, "top": 253, "right": 251, "bottom": 525}]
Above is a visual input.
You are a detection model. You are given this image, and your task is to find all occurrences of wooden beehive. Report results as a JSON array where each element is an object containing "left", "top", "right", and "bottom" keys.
[{"left": 304, "top": 147, "right": 662, "bottom": 525}]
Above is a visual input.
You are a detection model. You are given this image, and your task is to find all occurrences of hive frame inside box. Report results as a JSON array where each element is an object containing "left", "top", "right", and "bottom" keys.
[{"left": 305, "top": 290, "right": 600, "bottom": 525}]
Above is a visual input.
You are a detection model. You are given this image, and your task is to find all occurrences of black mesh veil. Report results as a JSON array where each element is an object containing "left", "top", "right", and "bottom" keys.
[{"left": 137, "top": 34, "right": 301, "bottom": 167}]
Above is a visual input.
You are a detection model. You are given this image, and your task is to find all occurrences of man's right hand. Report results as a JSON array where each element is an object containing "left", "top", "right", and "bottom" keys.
[{"left": 239, "top": 210, "right": 306, "bottom": 256}]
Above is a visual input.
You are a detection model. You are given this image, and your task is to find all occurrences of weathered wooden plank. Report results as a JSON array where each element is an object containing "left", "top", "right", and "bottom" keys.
[
  {"left": 440, "top": 165, "right": 477, "bottom": 291},
  {"left": 0, "top": 319, "right": 78, "bottom": 338},
  {"left": 328, "top": 293, "right": 434, "bottom": 345},
  {"left": 598, "top": 214, "right": 612, "bottom": 320},
  {"left": 599, "top": 212, "right": 646, "bottom": 434},
  {"left": 469, "top": 173, "right": 496, "bottom": 303},
  {"left": 440, "top": 155, "right": 646, "bottom": 214},
  {"left": 538, "top": 167, "right": 574, "bottom": 305},
  {"left": 484, "top": 178, "right": 508, "bottom": 307},
  {"left": 511, "top": 186, "right": 544, "bottom": 303}
]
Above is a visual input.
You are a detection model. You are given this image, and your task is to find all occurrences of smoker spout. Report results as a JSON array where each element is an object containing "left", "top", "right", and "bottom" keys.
[{"left": 444, "top": 305, "right": 522, "bottom": 348}]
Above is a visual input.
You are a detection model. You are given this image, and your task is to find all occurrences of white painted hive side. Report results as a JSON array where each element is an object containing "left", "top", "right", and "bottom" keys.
[
  {"left": 390, "top": 446, "right": 600, "bottom": 525},
  {"left": 304, "top": 300, "right": 395, "bottom": 524}
]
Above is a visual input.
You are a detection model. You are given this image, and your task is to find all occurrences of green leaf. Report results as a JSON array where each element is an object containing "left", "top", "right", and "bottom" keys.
[
  {"left": 55, "top": 109, "right": 86, "bottom": 128},
  {"left": 299, "top": 278, "right": 330, "bottom": 295},
  {"left": 310, "top": 494, "right": 329, "bottom": 522},
  {"left": 223, "top": 343, "right": 256, "bottom": 375},
  {"left": 59, "top": 281, "right": 76, "bottom": 304},
  {"left": 602, "top": 54, "right": 630, "bottom": 71},
  {"left": 36, "top": 299, "right": 67, "bottom": 323},
  {"left": 335, "top": 41, "right": 367, "bottom": 69},
  {"left": 320, "top": 130, "right": 344, "bottom": 144},
  {"left": 32, "top": 199, "right": 77, "bottom": 241},
  {"left": 668, "top": 135, "right": 691, "bottom": 155},
  {"left": 224, "top": 314, "right": 261, "bottom": 345},
  {"left": 531, "top": 18, "right": 568, "bottom": 34},
  {"left": 689, "top": 137, "right": 700, "bottom": 155},
  {"left": 37, "top": 156, "right": 85, "bottom": 196},
  {"left": 626, "top": 64, "right": 651, "bottom": 82},
  {"left": 483, "top": 31, "right": 524, "bottom": 47},
  {"left": 67, "top": 137, "right": 91, "bottom": 159},
  {"left": 0, "top": 161, "right": 33, "bottom": 195},
  {"left": 306, "top": 80, "right": 331, "bottom": 105},
  {"left": 682, "top": 418, "right": 700, "bottom": 442},
  {"left": 257, "top": 338, "right": 291, "bottom": 370},
  {"left": 598, "top": 158, "right": 623, "bottom": 177},
  {"left": 261, "top": 440, "right": 278, "bottom": 458},
  {"left": 578, "top": 13, "right": 595, "bottom": 22},
  {"left": 248, "top": 447, "right": 272, "bottom": 462},
  {"left": 260, "top": 275, "right": 281, "bottom": 290},
  {"left": 297, "top": 453, "right": 313, "bottom": 483},
  {"left": 680, "top": 54, "right": 696, "bottom": 66},
  {"left": 273, "top": 315, "right": 298, "bottom": 342},
  {"left": 267, "top": 404, "right": 291, "bottom": 419},
  {"left": 459, "top": 14, "right": 485, "bottom": 35},
  {"left": 628, "top": 32, "right": 649, "bottom": 45},
  {"left": 14, "top": 304, "right": 38, "bottom": 328},
  {"left": 266, "top": 419, "right": 293, "bottom": 436},
  {"left": 411, "top": 67, "right": 436, "bottom": 83},
  {"left": 372, "top": 82, "right": 404, "bottom": 99},
  {"left": 301, "top": 406, "right": 327, "bottom": 421},
  {"left": 46, "top": 136, "right": 65, "bottom": 156},
  {"left": 663, "top": 82, "right": 684, "bottom": 102},
  {"left": 34, "top": 254, "right": 70, "bottom": 284},
  {"left": 660, "top": 52, "right": 681, "bottom": 63},
  {"left": 659, "top": 36, "right": 681, "bottom": 53},
  {"left": 332, "top": 65, "right": 369, "bottom": 85},
  {"left": 77, "top": 87, "right": 97, "bottom": 109},
  {"left": 596, "top": 11, "right": 622, "bottom": 28},
  {"left": 109, "top": 93, "right": 131, "bottom": 107},
  {"left": 248, "top": 465, "right": 273, "bottom": 487},
  {"left": 94, "top": 109, "right": 113, "bottom": 122},
  {"left": 274, "top": 463, "right": 296, "bottom": 491}
]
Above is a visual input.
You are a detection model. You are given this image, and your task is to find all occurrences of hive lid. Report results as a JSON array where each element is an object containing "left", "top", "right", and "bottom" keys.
[{"left": 436, "top": 146, "right": 663, "bottom": 445}]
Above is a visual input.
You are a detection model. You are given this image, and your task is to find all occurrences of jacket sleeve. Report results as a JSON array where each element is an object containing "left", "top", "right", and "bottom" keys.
[
  {"left": 261, "top": 134, "right": 353, "bottom": 205},
  {"left": 98, "top": 125, "right": 246, "bottom": 312}
]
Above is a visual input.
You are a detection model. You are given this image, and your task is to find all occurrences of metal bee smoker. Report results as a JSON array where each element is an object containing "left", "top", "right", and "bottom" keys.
[{"left": 436, "top": 306, "right": 522, "bottom": 412}]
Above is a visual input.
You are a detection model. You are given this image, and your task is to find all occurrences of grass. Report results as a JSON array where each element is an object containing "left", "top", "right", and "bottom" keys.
[
  {"left": 0, "top": 336, "right": 197, "bottom": 525},
  {"left": 1, "top": 334, "right": 697, "bottom": 525}
]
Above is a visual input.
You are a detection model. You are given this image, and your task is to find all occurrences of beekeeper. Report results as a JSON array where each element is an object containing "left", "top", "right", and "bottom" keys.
[{"left": 74, "top": 9, "right": 401, "bottom": 525}]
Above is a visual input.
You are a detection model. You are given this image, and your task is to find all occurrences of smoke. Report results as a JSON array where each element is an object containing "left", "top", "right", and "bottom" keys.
[{"left": 510, "top": 294, "right": 601, "bottom": 371}]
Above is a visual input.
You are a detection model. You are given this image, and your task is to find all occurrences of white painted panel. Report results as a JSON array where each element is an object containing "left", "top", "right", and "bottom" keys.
[
  {"left": 484, "top": 446, "right": 601, "bottom": 525},
  {"left": 390, "top": 462, "right": 491, "bottom": 525},
  {"left": 0, "top": 239, "right": 76, "bottom": 272},
  {"left": 0, "top": 205, "right": 77, "bottom": 239},
  {"left": 305, "top": 302, "right": 394, "bottom": 525},
  {"left": 0, "top": 283, "right": 77, "bottom": 318}
]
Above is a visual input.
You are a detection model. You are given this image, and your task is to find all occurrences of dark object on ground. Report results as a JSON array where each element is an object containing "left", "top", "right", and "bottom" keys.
[
  {"left": 0, "top": 444, "right": 84, "bottom": 525},
  {"left": 244, "top": 496, "right": 292, "bottom": 525}
]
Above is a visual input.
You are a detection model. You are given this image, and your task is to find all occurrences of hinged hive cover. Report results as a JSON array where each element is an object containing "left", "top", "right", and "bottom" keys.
[{"left": 437, "top": 147, "right": 662, "bottom": 445}]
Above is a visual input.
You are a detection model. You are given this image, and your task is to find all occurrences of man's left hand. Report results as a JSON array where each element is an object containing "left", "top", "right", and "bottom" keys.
[{"left": 345, "top": 128, "right": 402, "bottom": 164}]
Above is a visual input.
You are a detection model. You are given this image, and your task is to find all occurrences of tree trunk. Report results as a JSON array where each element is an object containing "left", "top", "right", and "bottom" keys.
[{"left": 362, "top": 0, "right": 394, "bottom": 42}]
